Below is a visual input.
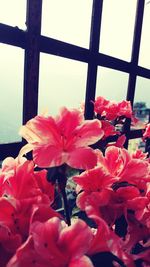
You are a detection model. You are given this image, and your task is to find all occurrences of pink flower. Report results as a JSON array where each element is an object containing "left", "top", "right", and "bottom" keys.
[
  {"left": 104, "top": 102, "right": 120, "bottom": 120},
  {"left": 117, "top": 100, "right": 132, "bottom": 118},
  {"left": 86, "top": 214, "right": 135, "bottom": 267},
  {"left": 1, "top": 157, "right": 54, "bottom": 205},
  {"left": 74, "top": 146, "right": 150, "bottom": 226},
  {"left": 94, "top": 97, "right": 132, "bottom": 120},
  {"left": 131, "top": 149, "right": 148, "bottom": 160},
  {"left": 93, "top": 96, "right": 109, "bottom": 116},
  {"left": 0, "top": 156, "right": 57, "bottom": 259},
  {"left": 74, "top": 166, "right": 116, "bottom": 211},
  {"left": 0, "top": 221, "right": 21, "bottom": 267},
  {"left": 7, "top": 217, "right": 94, "bottom": 267},
  {"left": 19, "top": 107, "right": 104, "bottom": 169},
  {"left": 97, "top": 146, "right": 150, "bottom": 186},
  {"left": 101, "top": 120, "right": 119, "bottom": 138}
]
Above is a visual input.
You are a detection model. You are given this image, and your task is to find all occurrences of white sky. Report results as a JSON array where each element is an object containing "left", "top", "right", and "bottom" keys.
[{"left": 0, "top": 0, "right": 150, "bottom": 143}]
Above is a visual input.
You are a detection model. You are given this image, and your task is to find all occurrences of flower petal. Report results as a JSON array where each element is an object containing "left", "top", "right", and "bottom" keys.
[
  {"left": 73, "top": 119, "right": 104, "bottom": 147},
  {"left": 58, "top": 219, "right": 93, "bottom": 259},
  {"left": 55, "top": 107, "right": 84, "bottom": 138},
  {"left": 18, "top": 144, "right": 33, "bottom": 159},
  {"left": 33, "top": 145, "right": 63, "bottom": 168},
  {"left": 30, "top": 218, "right": 65, "bottom": 261},
  {"left": 20, "top": 115, "right": 61, "bottom": 146},
  {"left": 68, "top": 147, "right": 98, "bottom": 170}
]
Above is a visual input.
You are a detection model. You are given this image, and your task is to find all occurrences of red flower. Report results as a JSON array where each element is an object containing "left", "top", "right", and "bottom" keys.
[
  {"left": 117, "top": 100, "right": 132, "bottom": 118},
  {"left": 1, "top": 157, "right": 54, "bottom": 205},
  {"left": 101, "top": 120, "right": 119, "bottom": 138},
  {"left": 74, "top": 166, "right": 116, "bottom": 210},
  {"left": 93, "top": 96, "right": 109, "bottom": 116},
  {"left": 97, "top": 146, "right": 150, "bottom": 185},
  {"left": 19, "top": 107, "right": 104, "bottom": 169},
  {"left": 131, "top": 149, "right": 148, "bottom": 160},
  {"left": 0, "top": 156, "right": 56, "bottom": 260},
  {"left": 86, "top": 214, "right": 135, "bottom": 267},
  {"left": 104, "top": 101, "right": 120, "bottom": 120},
  {"left": 7, "top": 217, "right": 94, "bottom": 267},
  {"left": 94, "top": 97, "right": 132, "bottom": 120},
  {"left": 74, "top": 146, "right": 150, "bottom": 226},
  {"left": 0, "top": 222, "right": 21, "bottom": 267}
]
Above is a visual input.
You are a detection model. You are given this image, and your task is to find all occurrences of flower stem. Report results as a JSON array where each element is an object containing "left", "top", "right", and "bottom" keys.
[
  {"left": 57, "top": 164, "right": 71, "bottom": 226},
  {"left": 61, "top": 187, "right": 71, "bottom": 226}
]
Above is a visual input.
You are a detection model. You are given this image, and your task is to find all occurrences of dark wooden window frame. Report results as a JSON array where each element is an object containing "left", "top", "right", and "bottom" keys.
[{"left": 0, "top": 0, "right": 149, "bottom": 160}]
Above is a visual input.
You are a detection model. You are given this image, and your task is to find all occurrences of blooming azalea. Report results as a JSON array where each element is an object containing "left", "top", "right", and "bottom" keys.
[
  {"left": 0, "top": 156, "right": 57, "bottom": 260},
  {"left": 7, "top": 217, "right": 94, "bottom": 267},
  {"left": 87, "top": 214, "right": 135, "bottom": 267},
  {"left": 19, "top": 107, "right": 104, "bottom": 170},
  {"left": 0, "top": 157, "right": 54, "bottom": 205},
  {"left": 74, "top": 146, "right": 150, "bottom": 226},
  {"left": 117, "top": 100, "right": 132, "bottom": 118},
  {"left": 131, "top": 149, "right": 148, "bottom": 160},
  {"left": 101, "top": 120, "right": 120, "bottom": 139},
  {"left": 93, "top": 96, "right": 109, "bottom": 117},
  {"left": 0, "top": 98, "right": 150, "bottom": 267},
  {"left": 73, "top": 166, "right": 116, "bottom": 211},
  {"left": 94, "top": 97, "right": 132, "bottom": 120},
  {"left": 97, "top": 146, "right": 150, "bottom": 186},
  {"left": 104, "top": 101, "right": 121, "bottom": 120},
  {"left": 0, "top": 222, "right": 21, "bottom": 267}
]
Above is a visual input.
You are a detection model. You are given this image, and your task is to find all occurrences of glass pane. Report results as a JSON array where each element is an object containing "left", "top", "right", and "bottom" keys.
[
  {"left": 138, "top": 2, "right": 150, "bottom": 69},
  {"left": 41, "top": 0, "right": 92, "bottom": 48},
  {"left": 99, "top": 0, "right": 137, "bottom": 61},
  {"left": 0, "top": 0, "right": 26, "bottom": 30},
  {"left": 0, "top": 44, "right": 24, "bottom": 143},
  {"left": 38, "top": 53, "right": 87, "bottom": 115},
  {"left": 96, "top": 67, "right": 129, "bottom": 102},
  {"left": 133, "top": 76, "right": 150, "bottom": 124},
  {"left": 128, "top": 138, "right": 145, "bottom": 153}
]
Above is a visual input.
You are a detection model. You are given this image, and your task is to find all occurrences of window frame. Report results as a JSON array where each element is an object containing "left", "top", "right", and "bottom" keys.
[{"left": 0, "top": 0, "right": 149, "bottom": 160}]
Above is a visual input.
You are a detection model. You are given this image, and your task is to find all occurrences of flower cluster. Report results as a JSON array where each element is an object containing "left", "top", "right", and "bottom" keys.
[{"left": 0, "top": 97, "right": 150, "bottom": 267}]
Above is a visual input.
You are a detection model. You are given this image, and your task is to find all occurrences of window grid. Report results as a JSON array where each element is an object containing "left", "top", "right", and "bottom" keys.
[{"left": 0, "top": 0, "right": 149, "bottom": 160}]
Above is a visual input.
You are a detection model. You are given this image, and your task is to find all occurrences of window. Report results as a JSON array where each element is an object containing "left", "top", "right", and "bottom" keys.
[
  {"left": 138, "top": 2, "right": 150, "bottom": 69},
  {"left": 38, "top": 54, "right": 87, "bottom": 115},
  {"left": 99, "top": 0, "right": 137, "bottom": 61},
  {"left": 42, "top": 0, "right": 92, "bottom": 48},
  {"left": 134, "top": 76, "right": 150, "bottom": 110},
  {"left": 0, "top": 0, "right": 26, "bottom": 29},
  {"left": 96, "top": 67, "right": 129, "bottom": 101},
  {"left": 0, "top": 44, "right": 24, "bottom": 144},
  {"left": 0, "top": 0, "right": 150, "bottom": 160}
]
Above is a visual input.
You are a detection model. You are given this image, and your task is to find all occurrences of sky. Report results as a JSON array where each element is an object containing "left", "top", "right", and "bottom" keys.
[{"left": 0, "top": 0, "right": 150, "bottom": 143}]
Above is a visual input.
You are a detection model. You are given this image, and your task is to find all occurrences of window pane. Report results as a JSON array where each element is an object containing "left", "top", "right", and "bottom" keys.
[
  {"left": 0, "top": 44, "right": 24, "bottom": 144},
  {"left": 0, "top": 0, "right": 26, "bottom": 30},
  {"left": 128, "top": 138, "right": 145, "bottom": 153},
  {"left": 38, "top": 54, "right": 87, "bottom": 115},
  {"left": 138, "top": 2, "right": 150, "bottom": 69},
  {"left": 99, "top": 0, "right": 137, "bottom": 61},
  {"left": 42, "top": 0, "right": 92, "bottom": 48},
  {"left": 96, "top": 67, "right": 129, "bottom": 102},
  {"left": 133, "top": 76, "right": 150, "bottom": 124}
]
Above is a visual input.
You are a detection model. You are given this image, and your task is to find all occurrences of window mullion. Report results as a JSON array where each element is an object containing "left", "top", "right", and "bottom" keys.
[
  {"left": 84, "top": 0, "right": 103, "bottom": 119},
  {"left": 23, "top": 0, "right": 42, "bottom": 124},
  {"left": 123, "top": 0, "right": 145, "bottom": 148}
]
